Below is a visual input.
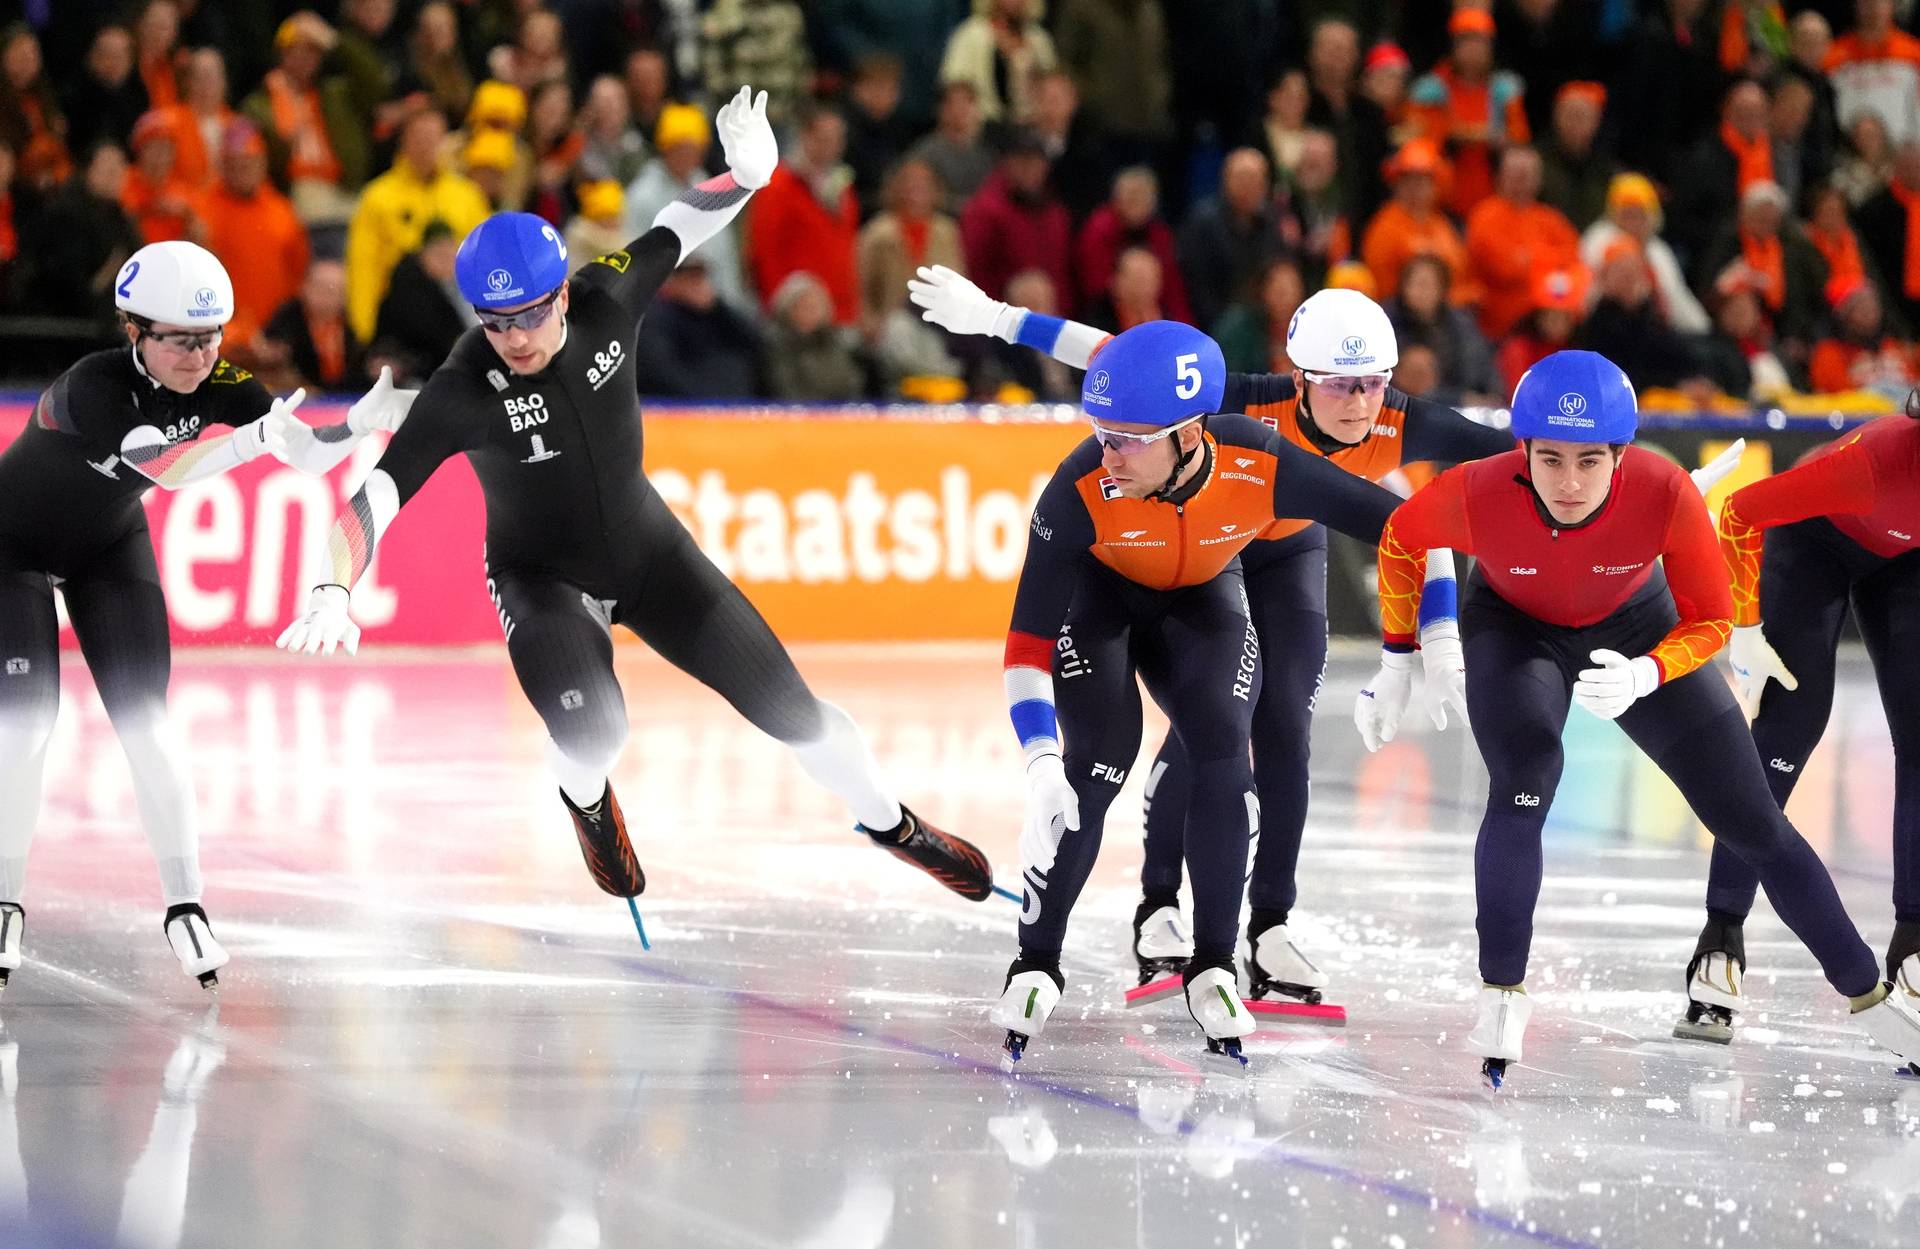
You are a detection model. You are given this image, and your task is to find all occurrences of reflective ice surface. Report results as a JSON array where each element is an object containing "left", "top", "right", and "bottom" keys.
[{"left": 1, "top": 643, "right": 1913, "bottom": 1249}]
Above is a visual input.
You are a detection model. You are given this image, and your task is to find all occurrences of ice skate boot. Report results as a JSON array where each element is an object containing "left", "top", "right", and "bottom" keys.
[
  {"left": 1856, "top": 983, "right": 1920, "bottom": 1076},
  {"left": 991, "top": 957, "right": 1064, "bottom": 1061},
  {"left": 1132, "top": 901, "right": 1192, "bottom": 986},
  {"left": 1468, "top": 986, "right": 1531, "bottom": 1090},
  {"left": 563, "top": 784, "right": 645, "bottom": 897},
  {"left": 1186, "top": 964, "right": 1254, "bottom": 1066},
  {"left": 1245, "top": 922, "right": 1329, "bottom": 1005},
  {"left": 1674, "top": 917, "right": 1746, "bottom": 1044},
  {"left": 1674, "top": 952, "right": 1745, "bottom": 1044},
  {"left": 163, "top": 903, "right": 227, "bottom": 990},
  {"left": 862, "top": 806, "right": 992, "bottom": 902},
  {"left": 0, "top": 903, "right": 20, "bottom": 993}
]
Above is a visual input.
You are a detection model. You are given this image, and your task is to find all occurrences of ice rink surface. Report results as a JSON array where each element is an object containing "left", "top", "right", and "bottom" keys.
[{"left": 0, "top": 641, "right": 1914, "bottom": 1249}]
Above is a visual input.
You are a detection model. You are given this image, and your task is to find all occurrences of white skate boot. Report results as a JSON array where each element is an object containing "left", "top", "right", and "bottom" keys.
[
  {"left": 1245, "top": 923, "right": 1330, "bottom": 1005},
  {"left": 1467, "top": 986, "right": 1532, "bottom": 1090},
  {"left": 1186, "top": 965, "right": 1255, "bottom": 1066},
  {"left": 1855, "top": 983, "right": 1920, "bottom": 1076},
  {"left": 0, "top": 904, "right": 20, "bottom": 993},
  {"left": 991, "top": 962, "right": 1063, "bottom": 1062},
  {"left": 1896, "top": 953, "right": 1918, "bottom": 1003},
  {"left": 1132, "top": 905, "right": 1192, "bottom": 986},
  {"left": 1674, "top": 951, "right": 1745, "bottom": 1045},
  {"left": 163, "top": 904, "right": 228, "bottom": 991}
]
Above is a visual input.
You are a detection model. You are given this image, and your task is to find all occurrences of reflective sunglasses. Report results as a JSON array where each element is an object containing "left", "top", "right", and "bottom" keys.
[
  {"left": 1302, "top": 370, "right": 1392, "bottom": 397},
  {"left": 475, "top": 286, "right": 563, "bottom": 334},
  {"left": 138, "top": 324, "right": 222, "bottom": 353},
  {"left": 1088, "top": 413, "right": 1202, "bottom": 455}
]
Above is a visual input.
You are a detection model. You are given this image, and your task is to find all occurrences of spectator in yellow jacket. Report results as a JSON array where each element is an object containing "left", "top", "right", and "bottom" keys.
[{"left": 344, "top": 104, "right": 489, "bottom": 341}]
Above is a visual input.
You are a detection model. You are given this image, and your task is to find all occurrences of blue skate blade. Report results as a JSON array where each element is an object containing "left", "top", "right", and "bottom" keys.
[
  {"left": 627, "top": 897, "right": 652, "bottom": 951},
  {"left": 991, "top": 884, "right": 1021, "bottom": 904}
]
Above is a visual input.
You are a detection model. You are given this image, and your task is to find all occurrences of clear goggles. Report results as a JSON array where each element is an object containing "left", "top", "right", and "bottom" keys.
[
  {"left": 1088, "top": 413, "right": 1202, "bottom": 455},
  {"left": 1302, "top": 369, "right": 1392, "bottom": 397},
  {"left": 476, "top": 286, "right": 563, "bottom": 334}
]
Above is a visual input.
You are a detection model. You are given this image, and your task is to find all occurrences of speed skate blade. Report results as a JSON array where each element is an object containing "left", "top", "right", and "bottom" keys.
[
  {"left": 1672, "top": 1017, "right": 1734, "bottom": 1044},
  {"left": 1244, "top": 998, "right": 1347, "bottom": 1027},
  {"left": 1123, "top": 975, "right": 1184, "bottom": 1008}
]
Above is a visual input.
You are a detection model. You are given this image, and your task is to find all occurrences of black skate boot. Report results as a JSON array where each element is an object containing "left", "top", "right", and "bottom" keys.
[
  {"left": 0, "top": 902, "right": 21, "bottom": 991},
  {"left": 1674, "top": 914, "right": 1746, "bottom": 1045},
  {"left": 1131, "top": 897, "right": 1192, "bottom": 986},
  {"left": 563, "top": 784, "right": 645, "bottom": 897},
  {"left": 861, "top": 806, "right": 993, "bottom": 901}
]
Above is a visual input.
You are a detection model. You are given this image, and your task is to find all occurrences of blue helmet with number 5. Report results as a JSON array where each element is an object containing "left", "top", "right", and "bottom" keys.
[
  {"left": 455, "top": 212, "right": 571, "bottom": 307},
  {"left": 1508, "top": 349, "right": 1639, "bottom": 443},
  {"left": 1081, "top": 321, "right": 1226, "bottom": 427}
]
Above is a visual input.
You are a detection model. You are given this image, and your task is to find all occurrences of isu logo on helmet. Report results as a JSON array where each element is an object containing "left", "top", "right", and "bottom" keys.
[
  {"left": 193, "top": 287, "right": 216, "bottom": 309},
  {"left": 487, "top": 268, "right": 513, "bottom": 293},
  {"left": 1558, "top": 392, "right": 1587, "bottom": 418},
  {"left": 1089, "top": 370, "right": 1111, "bottom": 395},
  {"left": 1341, "top": 335, "right": 1366, "bottom": 358}
]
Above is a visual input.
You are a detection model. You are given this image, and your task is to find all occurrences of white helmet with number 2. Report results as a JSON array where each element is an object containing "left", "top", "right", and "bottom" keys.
[
  {"left": 113, "top": 241, "right": 235, "bottom": 328},
  {"left": 1286, "top": 287, "right": 1397, "bottom": 375}
]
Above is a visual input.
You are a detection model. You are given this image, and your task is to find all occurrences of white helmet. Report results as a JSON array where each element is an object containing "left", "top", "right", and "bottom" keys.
[
  {"left": 113, "top": 241, "right": 234, "bottom": 328},
  {"left": 1285, "top": 287, "right": 1398, "bottom": 375}
]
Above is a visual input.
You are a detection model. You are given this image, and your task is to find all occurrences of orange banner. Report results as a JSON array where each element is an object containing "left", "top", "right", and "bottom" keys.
[{"left": 644, "top": 409, "right": 1085, "bottom": 641}]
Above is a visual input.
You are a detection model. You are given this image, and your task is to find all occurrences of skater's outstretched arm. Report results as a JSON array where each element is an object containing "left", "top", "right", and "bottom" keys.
[
  {"left": 262, "top": 366, "right": 418, "bottom": 477},
  {"left": 107, "top": 361, "right": 294, "bottom": 490},
  {"left": 276, "top": 373, "right": 482, "bottom": 655},
  {"left": 907, "top": 264, "right": 1112, "bottom": 368},
  {"left": 1004, "top": 448, "right": 1099, "bottom": 872},
  {"left": 576, "top": 86, "right": 775, "bottom": 322}
]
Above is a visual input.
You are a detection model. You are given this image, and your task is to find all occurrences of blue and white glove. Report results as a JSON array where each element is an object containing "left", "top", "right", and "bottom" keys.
[
  {"left": 1020, "top": 753, "right": 1080, "bottom": 874},
  {"left": 1728, "top": 624, "right": 1797, "bottom": 719},
  {"left": 1355, "top": 650, "right": 1416, "bottom": 752}
]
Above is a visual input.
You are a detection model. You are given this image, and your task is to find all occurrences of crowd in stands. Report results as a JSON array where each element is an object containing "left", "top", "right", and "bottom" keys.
[{"left": 1, "top": 0, "right": 1919, "bottom": 409}]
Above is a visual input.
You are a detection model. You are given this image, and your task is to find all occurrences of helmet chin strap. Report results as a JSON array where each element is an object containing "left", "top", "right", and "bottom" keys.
[{"left": 1150, "top": 419, "right": 1208, "bottom": 501}]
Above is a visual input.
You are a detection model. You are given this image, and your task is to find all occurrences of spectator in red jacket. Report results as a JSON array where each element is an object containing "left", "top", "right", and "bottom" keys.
[
  {"left": 747, "top": 100, "right": 862, "bottom": 325},
  {"left": 1072, "top": 165, "right": 1190, "bottom": 323},
  {"left": 958, "top": 127, "right": 1071, "bottom": 301}
]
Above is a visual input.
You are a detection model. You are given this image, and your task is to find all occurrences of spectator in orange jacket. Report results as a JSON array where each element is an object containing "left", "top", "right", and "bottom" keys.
[
  {"left": 135, "top": 0, "right": 182, "bottom": 112},
  {"left": 157, "top": 47, "right": 236, "bottom": 189},
  {"left": 193, "top": 120, "right": 309, "bottom": 350},
  {"left": 1824, "top": 0, "right": 1920, "bottom": 147},
  {"left": 1466, "top": 145, "right": 1582, "bottom": 340},
  {"left": 1361, "top": 137, "right": 1474, "bottom": 308},
  {"left": 1809, "top": 274, "right": 1918, "bottom": 397},
  {"left": 1496, "top": 265, "right": 1588, "bottom": 393},
  {"left": 121, "top": 109, "right": 199, "bottom": 242},
  {"left": 748, "top": 100, "right": 861, "bottom": 324},
  {"left": 1407, "top": 8, "right": 1529, "bottom": 220}
]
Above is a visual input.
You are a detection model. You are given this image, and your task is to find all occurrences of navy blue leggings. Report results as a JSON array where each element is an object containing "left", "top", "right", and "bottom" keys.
[
  {"left": 1462, "top": 572, "right": 1880, "bottom": 997},
  {"left": 1020, "top": 564, "right": 1262, "bottom": 967},
  {"left": 1140, "top": 531, "right": 1327, "bottom": 917},
  {"left": 1703, "top": 518, "right": 1920, "bottom": 929}
]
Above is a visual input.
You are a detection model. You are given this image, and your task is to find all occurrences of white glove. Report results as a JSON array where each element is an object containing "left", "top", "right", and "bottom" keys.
[
  {"left": 715, "top": 84, "right": 776, "bottom": 190},
  {"left": 1727, "top": 623, "right": 1797, "bottom": 719},
  {"left": 907, "top": 265, "right": 1023, "bottom": 340},
  {"left": 347, "top": 366, "right": 417, "bottom": 436},
  {"left": 276, "top": 584, "right": 360, "bottom": 656},
  {"left": 1689, "top": 439, "right": 1746, "bottom": 495},
  {"left": 1571, "top": 648, "right": 1660, "bottom": 720},
  {"left": 238, "top": 388, "right": 305, "bottom": 463},
  {"left": 1419, "top": 623, "right": 1470, "bottom": 731},
  {"left": 1354, "top": 650, "right": 1416, "bottom": 752},
  {"left": 1020, "top": 753, "right": 1080, "bottom": 874}
]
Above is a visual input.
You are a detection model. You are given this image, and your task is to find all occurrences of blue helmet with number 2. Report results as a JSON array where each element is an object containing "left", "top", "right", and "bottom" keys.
[
  {"left": 1081, "top": 321, "right": 1226, "bottom": 427},
  {"left": 1508, "top": 349, "right": 1638, "bottom": 444},
  {"left": 455, "top": 212, "right": 571, "bottom": 308}
]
